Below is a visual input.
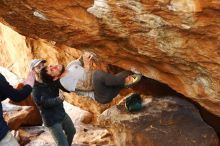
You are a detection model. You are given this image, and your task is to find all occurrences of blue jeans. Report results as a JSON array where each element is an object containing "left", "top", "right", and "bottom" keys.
[{"left": 47, "top": 113, "right": 75, "bottom": 146}]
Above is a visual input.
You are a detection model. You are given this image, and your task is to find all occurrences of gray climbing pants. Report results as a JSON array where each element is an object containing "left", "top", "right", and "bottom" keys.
[{"left": 93, "top": 70, "right": 130, "bottom": 104}]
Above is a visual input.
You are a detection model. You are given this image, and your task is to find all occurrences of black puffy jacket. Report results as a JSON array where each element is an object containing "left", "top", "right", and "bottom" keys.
[{"left": 32, "top": 81, "right": 68, "bottom": 127}]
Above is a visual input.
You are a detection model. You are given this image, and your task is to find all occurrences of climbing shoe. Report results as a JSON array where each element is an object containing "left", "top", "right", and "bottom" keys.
[{"left": 124, "top": 74, "right": 142, "bottom": 88}]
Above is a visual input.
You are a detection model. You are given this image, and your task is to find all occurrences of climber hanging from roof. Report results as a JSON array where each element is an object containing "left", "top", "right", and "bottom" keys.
[{"left": 39, "top": 51, "right": 142, "bottom": 104}]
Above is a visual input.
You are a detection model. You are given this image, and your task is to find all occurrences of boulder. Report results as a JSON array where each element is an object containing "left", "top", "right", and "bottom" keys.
[
  {"left": 99, "top": 96, "right": 219, "bottom": 146},
  {"left": 0, "top": 0, "right": 220, "bottom": 116},
  {"left": 3, "top": 103, "right": 34, "bottom": 130},
  {"left": 9, "top": 83, "right": 42, "bottom": 126}
]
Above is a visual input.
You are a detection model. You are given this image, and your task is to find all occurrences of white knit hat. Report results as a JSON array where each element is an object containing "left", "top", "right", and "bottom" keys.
[{"left": 30, "top": 59, "right": 46, "bottom": 70}]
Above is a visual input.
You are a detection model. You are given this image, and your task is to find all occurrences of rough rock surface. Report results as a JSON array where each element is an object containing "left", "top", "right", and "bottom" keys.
[
  {"left": 9, "top": 83, "right": 42, "bottom": 126},
  {"left": 63, "top": 92, "right": 125, "bottom": 115},
  {"left": 0, "top": 0, "right": 220, "bottom": 117},
  {"left": 99, "top": 96, "right": 219, "bottom": 146},
  {"left": 2, "top": 102, "right": 34, "bottom": 130}
]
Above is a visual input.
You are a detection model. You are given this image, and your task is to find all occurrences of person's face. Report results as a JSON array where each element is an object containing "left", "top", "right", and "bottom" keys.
[
  {"left": 33, "top": 62, "right": 45, "bottom": 74},
  {"left": 46, "top": 64, "right": 64, "bottom": 78}
]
